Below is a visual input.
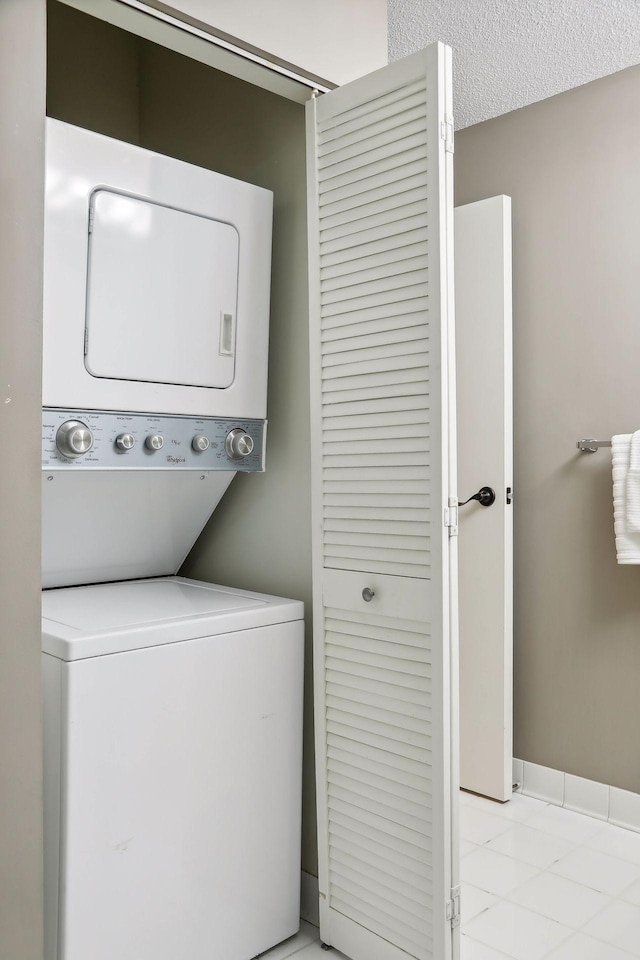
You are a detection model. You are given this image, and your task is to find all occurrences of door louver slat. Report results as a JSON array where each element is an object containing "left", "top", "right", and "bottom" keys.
[
  {"left": 323, "top": 426, "right": 429, "bottom": 445},
  {"left": 325, "top": 643, "right": 430, "bottom": 677},
  {"left": 322, "top": 374, "right": 429, "bottom": 399},
  {"left": 324, "top": 606, "right": 427, "bottom": 633},
  {"left": 327, "top": 696, "right": 431, "bottom": 739},
  {"left": 319, "top": 161, "right": 429, "bottom": 211},
  {"left": 322, "top": 353, "right": 428, "bottom": 380},
  {"left": 330, "top": 864, "right": 432, "bottom": 930},
  {"left": 319, "top": 146, "right": 428, "bottom": 196},
  {"left": 319, "top": 80, "right": 427, "bottom": 136},
  {"left": 330, "top": 846, "right": 432, "bottom": 909},
  {"left": 324, "top": 517, "right": 429, "bottom": 534},
  {"left": 323, "top": 379, "right": 429, "bottom": 404},
  {"left": 323, "top": 453, "right": 429, "bottom": 470},
  {"left": 319, "top": 215, "right": 428, "bottom": 258},
  {"left": 327, "top": 719, "right": 431, "bottom": 765},
  {"left": 320, "top": 265, "right": 428, "bottom": 304},
  {"left": 328, "top": 780, "right": 432, "bottom": 833},
  {"left": 324, "top": 532, "right": 430, "bottom": 553},
  {"left": 318, "top": 131, "right": 427, "bottom": 183},
  {"left": 318, "top": 84, "right": 428, "bottom": 147},
  {"left": 327, "top": 467, "right": 428, "bottom": 486},
  {"left": 323, "top": 434, "right": 429, "bottom": 453},
  {"left": 324, "top": 510, "right": 428, "bottom": 526},
  {"left": 329, "top": 860, "right": 430, "bottom": 932},
  {"left": 327, "top": 741, "right": 433, "bottom": 789},
  {"left": 320, "top": 183, "right": 428, "bottom": 233},
  {"left": 321, "top": 194, "right": 428, "bottom": 237},
  {"left": 329, "top": 831, "right": 431, "bottom": 888},
  {"left": 329, "top": 801, "right": 432, "bottom": 867},
  {"left": 326, "top": 628, "right": 429, "bottom": 660},
  {"left": 325, "top": 557, "right": 428, "bottom": 578},
  {"left": 323, "top": 337, "right": 429, "bottom": 365},
  {"left": 325, "top": 658, "right": 431, "bottom": 694},
  {"left": 325, "top": 478, "right": 424, "bottom": 504},
  {"left": 328, "top": 747, "right": 431, "bottom": 807},
  {"left": 320, "top": 230, "right": 428, "bottom": 271},
  {"left": 322, "top": 326, "right": 428, "bottom": 355},
  {"left": 321, "top": 394, "right": 429, "bottom": 417},
  {"left": 329, "top": 794, "right": 432, "bottom": 850},
  {"left": 321, "top": 298, "right": 428, "bottom": 334},
  {"left": 320, "top": 203, "right": 428, "bottom": 248},
  {"left": 320, "top": 113, "right": 429, "bottom": 169},
  {"left": 326, "top": 681, "right": 431, "bottom": 720}
]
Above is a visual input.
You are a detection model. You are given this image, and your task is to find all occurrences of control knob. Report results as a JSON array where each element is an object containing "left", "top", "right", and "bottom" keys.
[
  {"left": 192, "top": 435, "right": 210, "bottom": 452},
  {"left": 116, "top": 433, "right": 135, "bottom": 451},
  {"left": 56, "top": 420, "right": 94, "bottom": 459},
  {"left": 225, "top": 428, "right": 254, "bottom": 460},
  {"left": 145, "top": 434, "right": 164, "bottom": 451}
]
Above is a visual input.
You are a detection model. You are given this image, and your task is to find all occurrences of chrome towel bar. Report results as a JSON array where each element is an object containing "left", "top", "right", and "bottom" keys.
[{"left": 576, "top": 439, "right": 612, "bottom": 453}]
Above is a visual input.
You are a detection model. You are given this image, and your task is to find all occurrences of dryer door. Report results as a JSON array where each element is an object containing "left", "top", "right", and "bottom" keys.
[{"left": 85, "top": 190, "right": 238, "bottom": 389}]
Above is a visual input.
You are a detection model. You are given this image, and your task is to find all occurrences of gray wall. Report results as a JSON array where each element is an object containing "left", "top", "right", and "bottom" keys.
[
  {"left": 0, "top": 1, "right": 46, "bottom": 957},
  {"left": 47, "top": 0, "right": 140, "bottom": 144},
  {"left": 455, "top": 64, "right": 640, "bottom": 793}
]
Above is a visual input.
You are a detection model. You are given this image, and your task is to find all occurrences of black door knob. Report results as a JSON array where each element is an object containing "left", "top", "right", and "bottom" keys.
[{"left": 459, "top": 486, "right": 496, "bottom": 508}]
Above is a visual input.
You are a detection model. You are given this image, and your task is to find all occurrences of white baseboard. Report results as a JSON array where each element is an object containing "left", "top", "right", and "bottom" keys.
[
  {"left": 300, "top": 870, "right": 319, "bottom": 927},
  {"left": 513, "top": 757, "right": 640, "bottom": 833}
]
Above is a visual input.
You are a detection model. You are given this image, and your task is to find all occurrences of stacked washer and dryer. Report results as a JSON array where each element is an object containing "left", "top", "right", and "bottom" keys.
[{"left": 41, "top": 120, "right": 304, "bottom": 960}]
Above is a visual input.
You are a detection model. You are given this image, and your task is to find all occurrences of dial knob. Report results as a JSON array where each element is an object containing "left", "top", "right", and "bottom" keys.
[
  {"left": 116, "top": 433, "right": 135, "bottom": 451},
  {"left": 192, "top": 435, "right": 210, "bottom": 452},
  {"left": 56, "top": 420, "right": 94, "bottom": 459},
  {"left": 225, "top": 428, "right": 254, "bottom": 460},
  {"left": 145, "top": 434, "right": 164, "bottom": 451}
]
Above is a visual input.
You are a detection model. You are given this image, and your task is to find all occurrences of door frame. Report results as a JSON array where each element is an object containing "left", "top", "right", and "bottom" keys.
[
  {"left": 57, "top": 0, "right": 332, "bottom": 103},
  {"left": 0, "top": 2, "right": 47, "bottom": 957}
]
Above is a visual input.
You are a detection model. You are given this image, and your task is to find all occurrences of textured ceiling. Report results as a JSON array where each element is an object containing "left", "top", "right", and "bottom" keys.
[{"left": 388, "top": 0, "right": 640, "bottom": 128}]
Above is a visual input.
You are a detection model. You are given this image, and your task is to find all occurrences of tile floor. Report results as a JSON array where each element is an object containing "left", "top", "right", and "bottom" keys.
[
  {"left": 460, "top": 790, "right": 640, "bottom": 959},
  {"left": 267, "top": 791, "right": 640, "bottom": 960}
]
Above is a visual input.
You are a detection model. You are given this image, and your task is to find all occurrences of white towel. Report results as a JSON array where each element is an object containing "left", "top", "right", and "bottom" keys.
[
  {"left": 612, "top": 433, "right": 640, "bottom": 562},
  {"left": 626, "top": 430, "right": 640, "bottom": 533}
]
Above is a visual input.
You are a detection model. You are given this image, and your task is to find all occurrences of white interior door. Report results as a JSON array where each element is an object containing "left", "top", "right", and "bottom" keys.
[
  {"left": 307, "top": 43, "right": 459, "bottom": 960},
  {"left": 455, "top": 196, "right": 513, "bottom": 802}
]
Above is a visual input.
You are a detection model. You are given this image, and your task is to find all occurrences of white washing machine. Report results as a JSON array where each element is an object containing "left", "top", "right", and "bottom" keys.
[{"left": 42, "top": 577, "right": 304, "bottom": 960}]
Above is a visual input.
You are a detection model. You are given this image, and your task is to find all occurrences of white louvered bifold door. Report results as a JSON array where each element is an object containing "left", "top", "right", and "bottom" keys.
[{"left": 306, "top": 43, "right": 459, "bottom": 960}]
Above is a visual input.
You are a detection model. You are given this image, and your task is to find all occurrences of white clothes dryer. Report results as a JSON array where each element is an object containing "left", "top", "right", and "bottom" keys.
[
  {"left": 44, "top": 119, "right": 273, "bottom": 420},
  {"left": 42, "top": 576, "right": 304, "bottom": 960}
]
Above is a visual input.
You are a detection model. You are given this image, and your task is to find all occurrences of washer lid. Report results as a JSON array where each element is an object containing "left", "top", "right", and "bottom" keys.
[{"left": 42, "top": 577, "right": 303, "bottom": 661}]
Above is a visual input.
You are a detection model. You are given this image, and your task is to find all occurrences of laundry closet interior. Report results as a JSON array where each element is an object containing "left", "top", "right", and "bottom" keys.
[
  {"left": 47, "top": 0, "right": 317, "bottom": 862},
  {"left": 42, "top": 2, "right": 463, "bottom": 959}
]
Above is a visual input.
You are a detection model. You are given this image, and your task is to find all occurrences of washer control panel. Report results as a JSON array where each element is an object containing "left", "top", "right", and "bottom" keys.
[{"left": 42, "top": 409, "right": 266, "bottom": 470}]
